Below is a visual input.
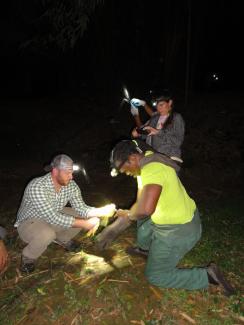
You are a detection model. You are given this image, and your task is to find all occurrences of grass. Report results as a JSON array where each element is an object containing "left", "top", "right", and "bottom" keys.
[{"left": 0, "top": 197, "right": 243, "bottom": 325}]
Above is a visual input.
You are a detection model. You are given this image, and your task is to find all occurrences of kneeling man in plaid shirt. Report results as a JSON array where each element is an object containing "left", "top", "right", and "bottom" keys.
[{"left": 15, "top": 154, "right": 115, "bottom": 273}]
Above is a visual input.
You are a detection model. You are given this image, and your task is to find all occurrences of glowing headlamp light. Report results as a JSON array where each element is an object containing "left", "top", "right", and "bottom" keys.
[
  {"left": 123, "top": 85, "right": 131, "bottom": 103},
  {"left": 110, "top": 157, "right": 128, "bottom": 177},
  {"left": 73, "top": 164, "right": 80, "bottom": 171},
  {"left": 110, "top": 168, "right": 119, "bottom": 177}
]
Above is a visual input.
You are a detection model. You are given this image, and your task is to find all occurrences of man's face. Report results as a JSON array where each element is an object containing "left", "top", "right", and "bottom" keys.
[
  {"left": 56, "top": 169, "right": 73, "bottom": 186},
  {"left": 116, "top": 154, "right": 140, "bottom": 177}
]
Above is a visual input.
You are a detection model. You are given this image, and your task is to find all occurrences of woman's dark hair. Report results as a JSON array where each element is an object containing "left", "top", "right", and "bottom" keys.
[
  {"left": 155, "top": 89, "right": 172, "bottom": 103},
  {"left": 156, "top": 89, "right": 174, "bottom": 129}
]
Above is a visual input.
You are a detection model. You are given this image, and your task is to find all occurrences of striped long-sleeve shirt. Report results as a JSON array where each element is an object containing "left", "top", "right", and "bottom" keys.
[{"left": 15, "top": 173, "right": 93, "bottom": 228}]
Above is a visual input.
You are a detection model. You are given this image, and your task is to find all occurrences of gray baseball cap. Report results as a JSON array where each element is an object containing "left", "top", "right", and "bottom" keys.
[{"left": 44, "top": 154, "right": 74, "bottom": 172}]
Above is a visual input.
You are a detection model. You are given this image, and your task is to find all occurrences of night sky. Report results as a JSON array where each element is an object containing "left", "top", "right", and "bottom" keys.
[{"left": 0, "top": 0, "right": 243, "bottom": 99}]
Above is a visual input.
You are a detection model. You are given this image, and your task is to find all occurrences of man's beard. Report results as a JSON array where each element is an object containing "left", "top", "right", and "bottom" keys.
[{"left": 58, "top": 179, "right": 70, "bottom": 186}]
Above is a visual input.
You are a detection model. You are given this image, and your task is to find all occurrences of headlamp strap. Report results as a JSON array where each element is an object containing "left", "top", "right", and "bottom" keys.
[{"left": 132, "top": 140, "right": 143, "bottom": 154}]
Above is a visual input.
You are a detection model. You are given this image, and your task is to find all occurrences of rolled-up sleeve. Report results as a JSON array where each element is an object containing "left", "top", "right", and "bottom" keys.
[{"left": 69, "top": 183, "right": 93, "bottom": 219}]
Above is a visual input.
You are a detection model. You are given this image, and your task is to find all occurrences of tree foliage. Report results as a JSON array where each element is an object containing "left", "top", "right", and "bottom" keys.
[{"left": 20, "top": 0, "right": 104, "bottom": 52}]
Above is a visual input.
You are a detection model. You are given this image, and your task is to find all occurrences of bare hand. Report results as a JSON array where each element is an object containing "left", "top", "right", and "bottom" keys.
[
  {"left": 143, "top": 126, "right": 159, "bottom": 136},
  {"left": 115, "top": 209, "right": 130, "bottom": 218},
  {"left": 0, "top": 240, "right": 8, "bottom": 273},
  {"left": 131, "top": 128, "right": 140, "bottom": 138}
]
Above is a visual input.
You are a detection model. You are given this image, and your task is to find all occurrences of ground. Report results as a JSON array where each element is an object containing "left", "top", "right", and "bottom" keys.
[{"left": 0, "top": 91, "right": 243, "bottom": 324}]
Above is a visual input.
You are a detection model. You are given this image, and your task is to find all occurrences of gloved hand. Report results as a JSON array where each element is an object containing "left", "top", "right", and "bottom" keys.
[
  {"left": 130, "top": 105, "right": 139, "bottom": 116},
  {"left": 98, "top": 204, "right": 116, "bottom": 218},
  {"left": 86, "top": 221, "right": 100, "bottom": 237},
  {"left": 130, "top": 98, "right": 146, "bottom": 108}
]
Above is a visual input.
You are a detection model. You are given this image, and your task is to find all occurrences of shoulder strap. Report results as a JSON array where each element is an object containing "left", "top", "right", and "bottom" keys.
[{"left": 139, "top": 152, "right": 180, "bottom": 173}]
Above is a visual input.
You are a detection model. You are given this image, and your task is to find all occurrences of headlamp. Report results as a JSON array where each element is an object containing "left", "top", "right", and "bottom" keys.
[
  {"left": 111, "top": 168, "right": 119, "bottom": 177},
  {"left": 110, "top": 156, "right": 128, "bottom": 177},
  {"left": 110, "top": 139, "right": 143, "bottom": 177},
  {"left": 73, "top": 164, "right": 80, "bottom": 171},
  {"left": 122, "top": 85, "right": 131, "bottom": 103}
]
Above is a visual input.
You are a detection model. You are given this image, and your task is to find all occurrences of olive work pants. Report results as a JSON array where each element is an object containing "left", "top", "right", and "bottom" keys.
[
  {"left": 136, "top": 209, "right": 209, "bottom": 290},
  {"left": 17, "top": 208, "right": 81, "bottom": 260}
]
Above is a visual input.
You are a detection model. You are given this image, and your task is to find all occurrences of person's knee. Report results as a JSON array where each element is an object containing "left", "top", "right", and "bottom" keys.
[
  {"left": 35, "top": 227, "right": 56, "bottom": 244},
  {"left": 145, "top": 270, "right": 171, "bottom": 288},
  {"left": 145, "top": 272, "right": 161, "bottom": 286}
]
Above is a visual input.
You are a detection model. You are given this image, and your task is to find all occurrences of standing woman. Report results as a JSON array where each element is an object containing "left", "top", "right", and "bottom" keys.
[{"left": 130, "top": 90, "right": 185, "bottom": 163}]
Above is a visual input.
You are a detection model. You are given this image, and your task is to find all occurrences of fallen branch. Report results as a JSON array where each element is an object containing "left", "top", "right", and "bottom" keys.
[
  {"left": 79, "top": 275, "right": 93, "bottom": 286},
  {"left": 64, "top": 272, "right": 77, "bottom": 283},
  {"left": 15, "top": 314, "right": 27, "bottom": 325},
  {"left": 99, "top": 276, "right": 108, "bottom": 285},
  {"left": 149, "top": 286, "right": 162, "bottom": 300},
  {"left": 44, "top": 304, "right": 54, "bottom": 314},
  {"left": 71, "top": 313, "right": 83, "bottom": 325},
  {"left": 107, "top": 279, "right": 129, "bottom": 283},
  {"left": 19, "top": 269, "right": 49, "bottom": 280},
  {"left": 179, "top": 312, "right": 196, "bottom": 324}
]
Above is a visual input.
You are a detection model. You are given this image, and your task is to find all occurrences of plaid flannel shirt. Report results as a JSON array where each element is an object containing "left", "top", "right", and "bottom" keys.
[{"left": 15, "top": 173, "right": 93, "bottom": 228}]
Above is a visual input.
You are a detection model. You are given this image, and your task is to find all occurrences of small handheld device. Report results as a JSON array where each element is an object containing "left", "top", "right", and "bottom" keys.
[{"left": 136, "top": 127, "right": 149, "bottom": 135}]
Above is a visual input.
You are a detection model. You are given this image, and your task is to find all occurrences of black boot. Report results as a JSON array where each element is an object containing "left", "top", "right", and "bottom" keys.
[
  {"left": 207, "top": 262, "right": 235, "bottom": 296},
  {"left": 53, "top": 239, "right": 82, "bottom": 252},
  {"left": 20, "top": 255, "right": 36, "bottom": 274},
  {"left": 126, "top": 246, "right": 149, "bottom": 258}
]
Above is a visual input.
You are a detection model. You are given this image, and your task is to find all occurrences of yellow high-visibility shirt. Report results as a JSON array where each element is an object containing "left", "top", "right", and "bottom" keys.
[{"left": 137, "top": 162, "right": 196, "bottom": 225}]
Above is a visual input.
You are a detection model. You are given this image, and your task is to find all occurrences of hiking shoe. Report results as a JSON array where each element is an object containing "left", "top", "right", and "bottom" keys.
[
  {"left": 53, "top": 239, "right": 82, "bottom": 252},
  {"left": 20, "top": 256, "right": 35, "bottom": 274},
  {"left": 126, "top": 246, "right": 149, "bottom": 258},
  {"left": 207, "top": 262, "right": 235, "bottom": 296}
]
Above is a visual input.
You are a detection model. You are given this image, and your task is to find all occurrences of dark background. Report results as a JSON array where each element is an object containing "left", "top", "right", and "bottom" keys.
[{"left": 1, "top": 1, "right": 243, "bottom": 99}]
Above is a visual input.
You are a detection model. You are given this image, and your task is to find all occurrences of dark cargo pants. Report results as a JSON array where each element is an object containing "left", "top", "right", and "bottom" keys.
[{"left": 136, "top": 210, "right": 209, "bottom": 290}]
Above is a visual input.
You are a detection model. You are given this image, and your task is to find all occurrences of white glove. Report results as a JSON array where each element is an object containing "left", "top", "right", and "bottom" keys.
[
  {"left": 88, "top": 203, "right": 116, "bottom": 218},
  {"left": 130, "top": 105, "right": 139, "bottom": 116},
  {"left": 130, "top": 98, "right": 146, "bottom": 108},
  {"left": 98, "top": 204, "right": 116, "bottom": 218}
]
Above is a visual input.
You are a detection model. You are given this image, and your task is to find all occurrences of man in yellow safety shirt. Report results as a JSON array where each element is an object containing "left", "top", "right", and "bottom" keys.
[{"left": 110, "top": 140, "right": 235, "bottom": 296}]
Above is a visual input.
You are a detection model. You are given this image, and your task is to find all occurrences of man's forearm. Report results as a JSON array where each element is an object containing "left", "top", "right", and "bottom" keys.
[
  {"left": 129, "top": 185, "right": 161, "bottom": 220},
  {"left": 72, "top": 216, "right": 99, "bottom": 230},
  {"left": 72, "top": 217, "right": 89, "bottom": 228},
  {"left": 128, "top": 211, "right": 149, "bottom": 221},
  {"left": 127, "top": 203, "right": 149, "bottom": 221}
]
